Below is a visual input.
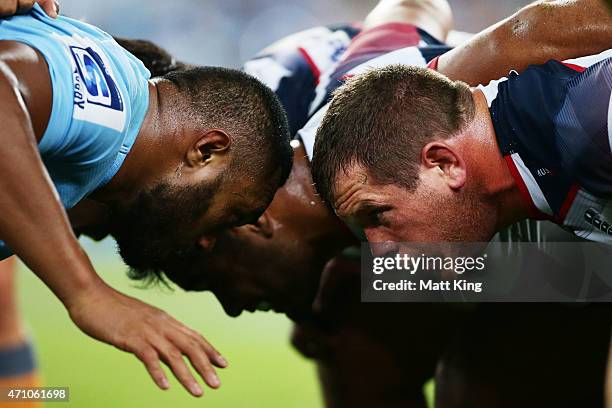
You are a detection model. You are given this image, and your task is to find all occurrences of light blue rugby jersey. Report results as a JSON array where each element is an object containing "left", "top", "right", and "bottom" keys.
[{"left": 0, "top": 4, "right": 151, "bottom": 259}]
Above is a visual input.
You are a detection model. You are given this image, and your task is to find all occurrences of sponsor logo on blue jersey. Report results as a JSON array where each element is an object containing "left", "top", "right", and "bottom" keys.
[{"left": 70, "top": 46, "right": 123, "bottom": 112}]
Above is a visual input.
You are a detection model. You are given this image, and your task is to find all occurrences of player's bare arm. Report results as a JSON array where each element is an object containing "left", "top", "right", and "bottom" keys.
[
  {"left": 438, "top": 0, "right": 612, "bottom": 85},
  {"left": 0, "top": 41, "right": 226, "bottom": 398}
]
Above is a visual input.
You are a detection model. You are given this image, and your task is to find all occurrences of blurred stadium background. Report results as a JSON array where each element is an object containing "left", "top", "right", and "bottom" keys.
[{"left": 16, "top": 0, "right": 533, "bottom": 406}]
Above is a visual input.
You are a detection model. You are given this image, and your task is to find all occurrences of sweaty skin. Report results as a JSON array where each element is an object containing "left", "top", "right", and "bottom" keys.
[
  {"left": 0, "top": 41, "right": 227, "bottom": 397},
  {"left": 173, "top": 141, "right": 357, "bottom": 320},
  {"left": 437, "top": 0, "right": 612, "bottom": 85},
  {"left": 332, "top": 89, "right": 528, "bottom": 247}
]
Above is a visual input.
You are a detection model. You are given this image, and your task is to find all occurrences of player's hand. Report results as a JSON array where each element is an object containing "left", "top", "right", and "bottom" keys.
[
  {"left": 0, "top": 0, "right": 58, "bottom": 18},
  {"left": 66, "top": 283, "right": 227, "bottom": 397}
]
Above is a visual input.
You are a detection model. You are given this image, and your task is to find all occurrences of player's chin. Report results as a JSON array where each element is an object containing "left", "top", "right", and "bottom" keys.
[
  {"left": 219, "top": 294, "right": 312, "bottom": 319},
  {"left": 221, "top": 302, "right": 245, "bottom": 318}
]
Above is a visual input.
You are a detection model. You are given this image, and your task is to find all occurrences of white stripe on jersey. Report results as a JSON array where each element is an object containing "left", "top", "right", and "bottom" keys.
[
  {"left": 244, "top": 57, "right": 292, "bottom": 92},
  {"left": 298, "top": 102, "right": 329, "bottom": 159},
  {"left": 510, "top": 153, "right": 554, "bottom": 217},
  {"left": 477, "top": 77, "right": 508, "bottom": 107},
  {"left": 309, "top": 68, "right": 336, "bottom": 116},
  {"left": 479, "top": 49, "right": 612, "bottom": 108},
  {"left": 309, "top": 45, "right": 428, "bottom": 116},
  {"left": 299, "top": 29, "right": 352, "bottom": 75},
  {"left": 563, "top": 48, "right": 612, "bottom": 69}
]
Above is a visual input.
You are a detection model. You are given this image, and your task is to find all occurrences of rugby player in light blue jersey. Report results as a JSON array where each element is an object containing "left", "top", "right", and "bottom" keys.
[{"left": 0, "top": 4, "right": 292, "bottom": 397}]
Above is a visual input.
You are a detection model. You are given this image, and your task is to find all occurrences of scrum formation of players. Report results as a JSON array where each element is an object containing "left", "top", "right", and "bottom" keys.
[{"left": 0, "top": 0, "right": 611, "bottom": 406}]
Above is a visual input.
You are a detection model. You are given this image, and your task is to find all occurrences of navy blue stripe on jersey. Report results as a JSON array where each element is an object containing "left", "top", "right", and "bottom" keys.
[
  {"left": 486, "top": 50, "right": 612, "bottom": 243},
  {"left": 556, "top": 59, "right": 612, "bottom": 198},
  {"left": 243, "top": 25, "right": 359, "bottom": 136},
  {"left": 491, "top": 63, "right": 580, "bottom": 219},
  {"left": 326, "top": 24, "right": 361, "bottom": 41},
  {"left": 419, "top": 45, "right": 452, "bottom": 65},
  {"left": 417, "top": 28, "right": 445, "bottom": 46}
]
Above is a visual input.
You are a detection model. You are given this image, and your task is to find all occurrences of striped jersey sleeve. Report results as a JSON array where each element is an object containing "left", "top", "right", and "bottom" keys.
[
  {"left": 482, "top": 49, "right": 612, "bottom": 243},
  {"left": 243, "top": 25, "right": 359, "bottom": 136}
]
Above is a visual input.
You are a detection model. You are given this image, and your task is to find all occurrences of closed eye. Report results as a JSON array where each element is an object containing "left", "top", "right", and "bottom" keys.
[{"left": 354, "top": 204, "right": 393, "bottom": 228}]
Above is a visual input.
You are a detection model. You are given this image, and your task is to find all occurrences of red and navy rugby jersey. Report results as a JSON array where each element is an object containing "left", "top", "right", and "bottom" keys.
[
  {"left": 480, "top": 50, "right": 612, "bottom": 243},
  {"left": 243, "top": 24, "right": 359, "bottom": 136},
  {"left": 300, "top": 22, "right": 451, "bottom": 159}
]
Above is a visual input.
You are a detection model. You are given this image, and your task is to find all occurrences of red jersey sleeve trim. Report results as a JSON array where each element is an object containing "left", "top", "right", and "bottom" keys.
[
  {"left": 298, "top": 47, "right": 322, "bottom": 85},
  {"left": 340, "top": 22, "right": 421, "bottom": 65},
  {"left": 504, "top": 155, "right": 552, "bottom": 221},
  {"left": 427, "top": 55, "right": 440, "bottom": 71},
  {"left": 561, "top": 62, "right": 586, "bottom": 73}
]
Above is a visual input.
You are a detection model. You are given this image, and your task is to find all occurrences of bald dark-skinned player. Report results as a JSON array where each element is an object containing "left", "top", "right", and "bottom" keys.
[
  {"left": 142, "top": 1, "right": 612, "bottom": 406},
  {"left": 0, "top": 6, "right": 293, "bottom": 397}
]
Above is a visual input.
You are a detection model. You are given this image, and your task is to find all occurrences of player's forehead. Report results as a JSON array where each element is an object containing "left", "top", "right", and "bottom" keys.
[{"left": 333, "top": 165, "right": 378, "bottom": 212}]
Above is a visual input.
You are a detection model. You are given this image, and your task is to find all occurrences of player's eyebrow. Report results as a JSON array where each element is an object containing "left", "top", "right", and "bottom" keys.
[{"left": 350, "top": 201, "right": 392, "bottom": 223}]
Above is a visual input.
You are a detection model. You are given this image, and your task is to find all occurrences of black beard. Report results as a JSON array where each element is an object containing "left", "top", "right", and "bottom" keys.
[{"left": 110, "top": 178, "right": 220, "bottom": 279}]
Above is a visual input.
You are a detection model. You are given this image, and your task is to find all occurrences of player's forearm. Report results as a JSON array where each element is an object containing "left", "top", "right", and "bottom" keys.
[
  {"left": 438, "top": 0, "right": 612, "bottom": 85},
  {"left": 0, "top": 63, "right": 103, "bottom": 306}
]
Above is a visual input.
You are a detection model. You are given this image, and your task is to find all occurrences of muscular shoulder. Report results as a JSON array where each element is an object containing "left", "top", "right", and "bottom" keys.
[{"left": 0, "top": 40, "right": 51, "bottom": 141}]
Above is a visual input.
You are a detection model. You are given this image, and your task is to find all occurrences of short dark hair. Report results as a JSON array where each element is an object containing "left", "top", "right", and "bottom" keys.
[
  {"left": 114, "top": 37, "right": 190, "bottom": 77},
  {"left": 312, "top": 65, "right": 475, "bottom": 205},
  {"left": 164, "top": 67, "right": 293, "bottom": 188}
]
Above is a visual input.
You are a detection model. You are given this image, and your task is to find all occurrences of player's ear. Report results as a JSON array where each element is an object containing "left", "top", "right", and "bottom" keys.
[
  {"left": 246, "top": 212, "right": 273, "bottom": 238},
  {"left": 421, "top": 141, "right": 466, "bottom": 190},
  {"left": 186, "top": 129, "right": 231, "bottom": 168}
]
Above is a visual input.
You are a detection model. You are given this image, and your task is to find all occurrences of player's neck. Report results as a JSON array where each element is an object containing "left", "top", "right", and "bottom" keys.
[
  {"left": 470, "top": 89, "right": 530, "bottom": 230},
  {"left": 92, "top": 81, "right": 168, "bottom": 205}
]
